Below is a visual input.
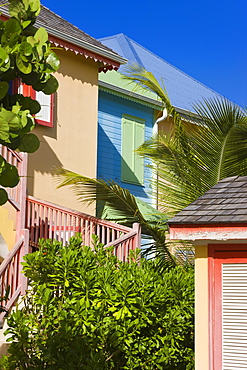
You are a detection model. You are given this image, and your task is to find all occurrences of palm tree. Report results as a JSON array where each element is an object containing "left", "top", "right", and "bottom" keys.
[
  {"left": 123, "top": 64, "right": 247, "bottom": 217},
  {"left": 56, "top": 64, "right": 247, "bottom": 262}
]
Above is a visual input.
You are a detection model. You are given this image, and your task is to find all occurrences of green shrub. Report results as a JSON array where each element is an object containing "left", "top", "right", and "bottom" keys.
[{"left": 1, "top": 236, "right": 194, "bottom": 369}]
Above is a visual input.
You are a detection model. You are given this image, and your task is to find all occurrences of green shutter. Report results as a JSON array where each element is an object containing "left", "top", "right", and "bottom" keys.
[
  {"left": 134, "top": 121, "right": 144, "bottom": 184},
  {"left": 121, "top": 115, "right": 145, "bottom": 185}
]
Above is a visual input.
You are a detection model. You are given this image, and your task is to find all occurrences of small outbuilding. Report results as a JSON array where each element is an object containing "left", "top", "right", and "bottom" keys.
[{"left": 168, "top": 176, "right": 247, "bottom": 370}]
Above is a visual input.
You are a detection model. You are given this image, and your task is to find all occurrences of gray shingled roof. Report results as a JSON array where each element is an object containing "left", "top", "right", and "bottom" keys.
[
  {"left": 0, "top": 1, "right": 125, "bottom": 65},
  {"left": 168, "top": 176, "right": 247, "bottom": 225}
]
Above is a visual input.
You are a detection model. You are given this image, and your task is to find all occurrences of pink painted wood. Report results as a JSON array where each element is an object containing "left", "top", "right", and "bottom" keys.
[
  {"left": 26, "top": 196, "right": 141, "bottom": 260},
  {"left": 0, "top": 145, "right": 28, "bottom": 240},
  {"left": 104, "top": 223, "right": 141, "bottom": 262},
  {"left": 0, "top": 230, "right": 29, "bottom": 321}
]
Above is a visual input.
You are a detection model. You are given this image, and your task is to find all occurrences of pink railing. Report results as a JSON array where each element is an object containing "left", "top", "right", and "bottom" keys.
[
  {"left": 0, "top": 145, "right": 28, "bottom": 237},
  {"left": 26, "top": 196, "right": 141, "bottom": 261},
  {"left": 104, "top": 224, "right": 141, "bottom": 261},
  {"left": 0, "top": 230, "right": 29, "bottom": 322}
]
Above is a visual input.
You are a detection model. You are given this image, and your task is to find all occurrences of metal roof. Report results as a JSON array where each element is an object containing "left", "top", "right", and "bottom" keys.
[
  {"left": 168, "top": 176, "right": 247, "bottom": 225},
  {"left": 99, "top": 33, "right": 224, "bottom": 112},
  {"left": 0, "top": 2, "right": 126, "bottom": 68}
]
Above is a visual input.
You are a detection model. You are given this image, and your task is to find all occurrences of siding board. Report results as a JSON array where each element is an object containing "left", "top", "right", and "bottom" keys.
[{"left": 98, "top": 90, "right": 153, "bottom": 204}]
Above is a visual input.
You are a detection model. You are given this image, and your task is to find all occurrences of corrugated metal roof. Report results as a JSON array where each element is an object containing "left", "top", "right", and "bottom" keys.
[
  {"left": 99, "top": 33, "right": 224, "bottom": 112},
  {"left": 0, "top": 1, "right": 126, "bottom": 67},
  {"left": 168, "top": 176, "right": 247, "bottom": 225}
]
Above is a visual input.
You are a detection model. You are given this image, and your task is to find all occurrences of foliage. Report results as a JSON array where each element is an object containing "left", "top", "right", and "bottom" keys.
[
  {"left": 56, "top": 169, "right": 177, "bottom": 265},
  {"left": 0, "top": 236, "right": 194, "bottom": 369},
  {"left": 123, "top": 64, "right": 247, "bottom": 216},
  {"left": 0, "top": 0, "right": 60, "bottom": 205}
]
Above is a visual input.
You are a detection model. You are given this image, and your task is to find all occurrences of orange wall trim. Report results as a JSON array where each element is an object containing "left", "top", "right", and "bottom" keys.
[{"left": 208, "top": 244, "right": 247, "bottom": 370}]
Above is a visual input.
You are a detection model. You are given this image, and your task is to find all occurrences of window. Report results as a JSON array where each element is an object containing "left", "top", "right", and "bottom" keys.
[
  {"left": 13, "top": 80, "right": 54, "bottom": 127},
  {"left": 121, "top": 115, "right": 145, "bottom": 185}
]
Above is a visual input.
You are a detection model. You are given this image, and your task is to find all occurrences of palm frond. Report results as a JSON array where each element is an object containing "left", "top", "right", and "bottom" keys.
[
  {"left": 55, "top": 168, "right": 176, "bottom": 265},
  {"left": 137, "top": 97, "right": 247, "bottom": 216},
  {"left": 122, "top": 63, "right": 183, "bottom": 130},
  {"left": 56, "top": 168, "right": 145, "bottom": 223}
]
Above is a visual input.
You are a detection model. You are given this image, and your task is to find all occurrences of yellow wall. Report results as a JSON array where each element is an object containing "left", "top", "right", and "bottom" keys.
[
  {"left": 27, "top": 49, "right": 99, "bottom": 215},
  {"left": 195, "top": 244, "right": 209, "bottom": 370},
  {"left": 0, "top": 204, "right": 16, "bottom": 255}
]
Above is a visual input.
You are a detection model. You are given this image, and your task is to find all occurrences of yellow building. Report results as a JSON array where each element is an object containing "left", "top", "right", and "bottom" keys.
[
  {"left": 0, "top": 2, "right": 128, "bottom": 254},
  {"left": 0, "top": 5, "right": 144, "bottom": 337}
]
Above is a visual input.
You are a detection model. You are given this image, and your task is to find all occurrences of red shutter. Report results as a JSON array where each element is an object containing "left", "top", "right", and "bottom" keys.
[{"left": 209, "top": 244, "right": 247, "bottom": 369}]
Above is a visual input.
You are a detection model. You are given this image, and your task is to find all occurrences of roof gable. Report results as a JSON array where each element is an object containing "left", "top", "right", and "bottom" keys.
[{"left": 99, "top": 33, "right": 224, "bottom": 112}]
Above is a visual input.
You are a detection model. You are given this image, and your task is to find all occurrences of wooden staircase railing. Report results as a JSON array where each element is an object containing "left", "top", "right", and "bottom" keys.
[
  {"left": 0, "top": 146, "right": 141, "bottom": 319},
  {"left": 0, "top": 230, "right": 29, "bottom": 322},
  {"left": 26, "top": 196, "right": 141, "bottom": 260}
]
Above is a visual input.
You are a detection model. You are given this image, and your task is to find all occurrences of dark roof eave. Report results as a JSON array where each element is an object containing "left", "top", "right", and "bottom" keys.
[{"left": 36, "top": 20, "right": 127, "bottom": 66}]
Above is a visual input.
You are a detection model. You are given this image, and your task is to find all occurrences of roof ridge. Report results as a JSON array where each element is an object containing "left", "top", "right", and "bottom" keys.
[
  {"left": 99, "top": 33, "right": 125, "bottom": 41},
  {"left": 107, "top": 33, "right": 224, "bottom": 99}
]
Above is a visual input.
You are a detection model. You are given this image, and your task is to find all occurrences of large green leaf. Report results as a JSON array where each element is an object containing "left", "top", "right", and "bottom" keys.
[
  {"left": 9, "top": 0, "right": 40, "bottom": 20},
  {"left": 42, "top": 75, "right": 59, "bottom": 95},
  {"left": 19, "top": 41, "right": 33, "bottom": 57},
  {"left": 26, "top": 36, "right": 36, "bottom": 47},
  {"left": 12, "top": 95, "right": 41, "bottom": 115},
  {"left": 4, "top": 18, "right": 22, "bottom": 37},
  {"left": 9, "top": 0, "right": 26, "bottom": 19},
  {"left": 21, "top": 71, "right": 40, "bottom": 85},
  {"left": 44, "top": 52, "right": 60, "bottom": 73},
  {"left": 0, "top": 82, "right": 9, "bottom": 100},
  {"left": 0, "top": 109, "right": 20, "bottom": 131},
  {"left": 34, "top": 27, "right": 48, "bottom": 45},
  {"left": 0, "top": 163, "right": 19, "bottom": 188},
  {"left": 9, "top": 33, "right": 19, "bottom": 48},
  {"left": 0, "top": 47, "right": 9, "bottom": 68},
  {"left": 0, "top": 188, "right": 8, "bottom": 205},
  {"left": 27, "top": 0, "right": 40, "bottom": 16},
  {"left": 20, "top": 116, "right": 35, "bottom": 134},
  {"left": 18, "top": 133, "right": 40, "bottom": 153},
  {"left": 0, "top": 120, "right": 10, "bottom": 141},
  {"left": 16, "top": 54, "right": 32, "bottom": 74}
]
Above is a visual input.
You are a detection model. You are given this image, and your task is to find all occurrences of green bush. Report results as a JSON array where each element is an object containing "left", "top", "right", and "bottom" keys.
[{"left": 0, "top": 236, "right": 194, "bottom": 369}]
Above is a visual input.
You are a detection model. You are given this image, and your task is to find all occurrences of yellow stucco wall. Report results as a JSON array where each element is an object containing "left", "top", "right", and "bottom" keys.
[
  {"left": 195, "top": 244, "right": 209, "bottom": 370},
  {"left": 27, "top": 49, "right": 99, "bottom": 215},
  {"left": 0, "top": 204, "right": 16, "bottom": 254}
]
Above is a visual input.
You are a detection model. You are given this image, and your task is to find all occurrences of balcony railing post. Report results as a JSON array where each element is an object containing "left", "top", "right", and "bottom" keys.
[
  {"left": 133, "top": 223, "right": 141, "bottom": 250},
  {"left": 20, "top": 228, "right": 29, "bottom": 295}
]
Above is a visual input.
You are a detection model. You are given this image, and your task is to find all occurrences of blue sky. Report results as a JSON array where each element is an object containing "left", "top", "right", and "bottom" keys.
[{"left": 41, "top": 0, "right": 247, "bottom": 108}]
